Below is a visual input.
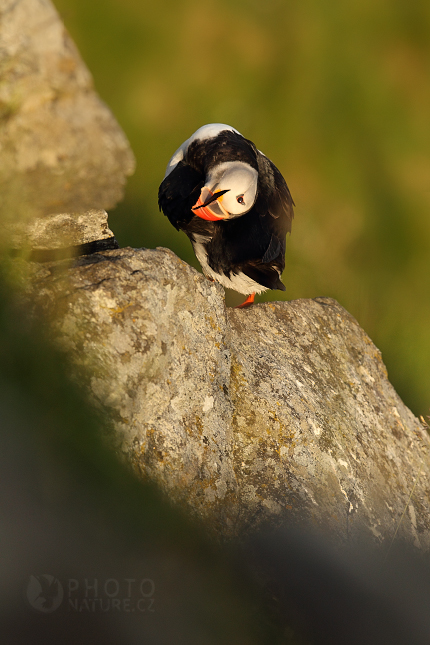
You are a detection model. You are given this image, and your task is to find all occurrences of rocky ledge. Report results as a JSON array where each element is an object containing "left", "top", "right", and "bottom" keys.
[{"left": 26, "top": 245, "right": 430, "bottom": 547}]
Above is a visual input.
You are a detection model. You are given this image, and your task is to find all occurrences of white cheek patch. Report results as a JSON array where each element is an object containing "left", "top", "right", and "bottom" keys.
[{"left": 207, "top": 162, "right": 258, "bottom": 216}]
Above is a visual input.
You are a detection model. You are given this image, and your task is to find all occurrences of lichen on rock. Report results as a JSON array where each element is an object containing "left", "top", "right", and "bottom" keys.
[{"left": 26, "top": 245, "right": 430, "bottom": 547}]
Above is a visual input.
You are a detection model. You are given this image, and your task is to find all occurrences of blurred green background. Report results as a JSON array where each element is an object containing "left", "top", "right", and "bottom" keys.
[{"left": 53, "top": 0, "right": 430, "bottom": 418}]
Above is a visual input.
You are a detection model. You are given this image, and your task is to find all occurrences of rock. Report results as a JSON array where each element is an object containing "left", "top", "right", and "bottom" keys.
[
  {"left": 0, "top": 0, "right": 135, "bottom": 228},
  {"left": 26, "top": 246, "right": 430, "bottom": 547},
  {"left": 0, "top": 275, "right": 272, "bottom": 645},
  {"left": 8, "top": 209, "right": 116, "bottom": 252}
]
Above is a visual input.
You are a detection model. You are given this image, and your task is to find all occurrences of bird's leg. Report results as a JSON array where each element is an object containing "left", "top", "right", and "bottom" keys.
[{"left": 235, "top": 293, "right": 255, "bottom": 308}]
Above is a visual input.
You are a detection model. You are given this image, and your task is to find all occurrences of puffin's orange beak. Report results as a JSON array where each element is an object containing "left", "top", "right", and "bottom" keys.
[{"left": 192, "top": 187, "right": 229, "bottom": 221}]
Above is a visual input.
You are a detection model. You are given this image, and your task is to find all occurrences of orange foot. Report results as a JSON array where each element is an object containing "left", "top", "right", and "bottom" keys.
[{"left": 235, "top": 293, "right": 255, "bottom": 308}]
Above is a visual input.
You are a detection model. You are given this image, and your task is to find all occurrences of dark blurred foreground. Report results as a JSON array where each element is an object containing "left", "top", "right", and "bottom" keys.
[{"left": 1, "top": 269, "right": 430, "bottom": 645}]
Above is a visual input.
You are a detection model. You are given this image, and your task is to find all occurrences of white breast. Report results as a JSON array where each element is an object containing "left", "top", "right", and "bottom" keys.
[{"left": 191, "top": 234, "right": 269, "bottom": 295}]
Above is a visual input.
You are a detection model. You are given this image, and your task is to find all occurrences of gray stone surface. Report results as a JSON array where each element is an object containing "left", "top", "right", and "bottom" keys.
[
  {"left": 8, "top": 209, "right": 115, "bottom": 250},
  {"left": 27, "top": 246, "right": 430, "bottom": 547},
  {"left": 0, "top": 0, "right": 135, "bottom": 227}
]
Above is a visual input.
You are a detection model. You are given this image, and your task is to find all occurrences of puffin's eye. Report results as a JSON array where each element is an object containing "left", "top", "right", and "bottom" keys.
[{"left": 236, "top": 195, "right": 245, "bottom": 205}]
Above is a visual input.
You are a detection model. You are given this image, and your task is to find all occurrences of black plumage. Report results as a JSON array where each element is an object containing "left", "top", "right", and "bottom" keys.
[{"left": 158, "top": 125, "right": 294, "bottom": 305}]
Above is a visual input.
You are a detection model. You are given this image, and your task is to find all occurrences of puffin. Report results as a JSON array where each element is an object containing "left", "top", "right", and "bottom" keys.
[{"left": 158, "top": 124, "right": 294, "bottom": 307}]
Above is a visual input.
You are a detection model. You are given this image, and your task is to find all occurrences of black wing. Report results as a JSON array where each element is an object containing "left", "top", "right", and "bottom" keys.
[
  {"left": 158, "top": 161, "right": 204, "bottom": 231},
  {"left": 219, "top": 154, "right": 293, "bottom": 290},
  {"left": 202, "top": 206, "right": 287, "bottom": 291},
  {"left": 257, "top": 152, "right": 294, "bottom": 236},
  {"left": 237, "top": 153, "right": 294, "bottom": 289}
]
